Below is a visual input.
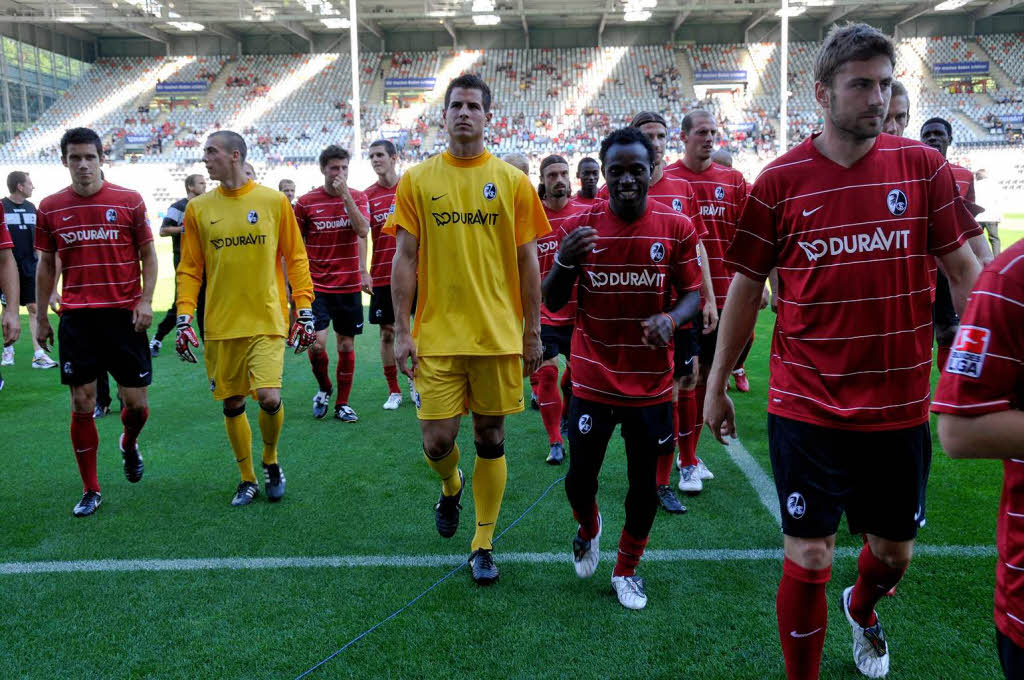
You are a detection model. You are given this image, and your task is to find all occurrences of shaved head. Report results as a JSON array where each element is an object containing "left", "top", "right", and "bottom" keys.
[{"left": 208, "top": 130, "right": 247, "bottom": 162}]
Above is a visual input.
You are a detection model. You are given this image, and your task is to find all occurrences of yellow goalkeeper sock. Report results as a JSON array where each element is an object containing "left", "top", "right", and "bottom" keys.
[
  {"left": 424, "top": 442, "right": 462, "bottom": 497},
  {"left": 258, "top": 401, "right": 284, "bottom": 466},
  {"left": 471, "top": 441, "right": 507, "bottom": 552},
  {"left": 224, "top": 406, "right": 255, "bottom": 483}
]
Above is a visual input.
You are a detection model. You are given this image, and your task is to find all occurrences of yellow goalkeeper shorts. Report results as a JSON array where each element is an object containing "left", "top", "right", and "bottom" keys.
[
  {"left": 204, "top": 335, "right": 285, "bottom": 401},
  {"left": 415, "top": 354, "right": 524, "bottom": 421}
]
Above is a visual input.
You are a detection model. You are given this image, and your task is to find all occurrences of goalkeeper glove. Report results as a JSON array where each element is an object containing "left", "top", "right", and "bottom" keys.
[
  {"left": 288, "top": 308, "right": 316, "bottom": 354},
  {"left": 175, "top": 314, "right": 200, "bottom": 363}
]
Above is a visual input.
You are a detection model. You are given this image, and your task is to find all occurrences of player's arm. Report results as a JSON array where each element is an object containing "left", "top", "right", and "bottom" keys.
[
  {"left": 358, "top": 234, "right": 372, "bottom": 295},
  {"left": 938, "top": 244, "right": 982, "bottom": 317},
  {"left": 34, "top": 250, "right": 56, "bottom": 350},
  {"left": 968, "top": 233, "right": 994, "bottom": 268},
  {"left": 768, "top": 268, "right": 780, "bottom": 312},
  {"left": 517, "top": 239, "right": 543, "bottom": 377},
  {"left": 697, "top": 240, "right": 717, "bottom": 334},
  {"left": 939, "top": 411, "right": 1024, "bottom": 460},
  {"left": 159, "top": 216, "right": 183, "bottom": 237},
  {"left": 277, "top": 196, "right": 316, "bottom": 353},
  {"left": 391, "top": 227, "right": 418, "bottom": 378},
  {"left": 174, "top": 204, "right": 204, "bottom": 362},
  {"left": 133, "top": 240, "right": 158, "bottom": 331},
  {"left": 543, "top": 226, "right": 594, "bottom": 312},
  {"left": 343, "top": 189, "right": 370, "bottom": 238},
  {"left": 0, "top": 249, "right": 20, "bottom": 345}
]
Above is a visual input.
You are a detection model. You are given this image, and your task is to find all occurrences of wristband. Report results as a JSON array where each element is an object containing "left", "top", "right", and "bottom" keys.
[{"left": 554, "top": 253, "right": 576, "bottom": 270}]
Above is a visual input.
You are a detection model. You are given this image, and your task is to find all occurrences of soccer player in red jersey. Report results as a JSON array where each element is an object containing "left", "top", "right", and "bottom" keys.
[
  {"left": 544, "top": 127, "right": 703, "bottom": 610},
  {"left": 932, "top": 240, "right": 1024, "bottom": 680},
  {"left": 364, "top": 139, "right": 405, "bottom": 410},
  {"left": 882, "top": 81, "right": 909, "bottom": 136},
  {"left": 34, "top": 127, "right": 158, "bottom": 518},
  {"left": 666, "top": 109, "right": 767, "bottom": 495},
  {"left": 573, "top": 157, "right": 600, "bottom": 205},
  {"left": 0, "top": 214, "right": 22, "bottom": 390},
  {"left": 293, "top": 145, "right": 371, "bottom": 422},
  {"left": 703, "top": 24, "right": 982, "bottom": 679},
  {"left": 920, "top": 116, "right": 994, "bottom": 370},
  {"left": 531, "top": 154, "right": 582, "bottom": 466}
]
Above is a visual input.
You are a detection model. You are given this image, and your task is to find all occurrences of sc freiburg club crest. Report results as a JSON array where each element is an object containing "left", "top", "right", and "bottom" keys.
[{"left": 886, "top": 189, "right": 908, "bottom": 216}]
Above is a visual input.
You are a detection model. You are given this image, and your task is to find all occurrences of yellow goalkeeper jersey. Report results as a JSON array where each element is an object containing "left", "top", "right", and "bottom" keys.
[
  {"left": 384, "top": 149, "right": 550, "bottom": 357},
  {"left": 177, "top": 180, "right": 313, "bottom": 340}
]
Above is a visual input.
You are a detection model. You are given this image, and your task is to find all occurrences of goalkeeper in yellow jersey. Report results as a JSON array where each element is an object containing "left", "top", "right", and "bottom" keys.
[
  {"left": 385, "top": 74, "right": 550, "bottom": 585},
  {"left": 175, "top": 130, "right": 315, "bottom": 506}
]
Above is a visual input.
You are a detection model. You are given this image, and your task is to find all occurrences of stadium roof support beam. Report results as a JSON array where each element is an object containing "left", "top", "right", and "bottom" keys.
[
  {"left": 121, "top": 23, "right": 172, "bottom": 54},
  {"left": 359, "top": 19, "right": 382, "bottom": 39},
  {"left": 442, "top": 20, "right": 456, "bottom": 47},
  {"left": 893, "top": 1, "right": 933, "bottom": 37},
  {"left": 279, "top": 20, "right": 314, "bottom": 53},
  {"left": 743, "top": 10, "right": 771, "bottom": 43},
  {"left": 207, "top": 23, "right": 242, "bottom": 55},
  {"left": 672, "top": 0, "right": 698, "bottom": 34},
  {"left": 518, "top": 0, "right": 529, "bottom": 49},
  {"left": 596, "top": 0, "right": 614, "bottom": 47},
  {"left": 974, "top": 0, "right": 1024, "bottom": 20}
]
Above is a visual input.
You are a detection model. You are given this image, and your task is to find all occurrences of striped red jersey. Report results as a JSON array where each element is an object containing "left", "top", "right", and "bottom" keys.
[
  {"left": 539, "top": 201, "right": 582, "bottom": 326},
  {"left": 928, "top": 161, "right": 980, "bottom": 295},
  {"left": 364, "top": 180, "right": 398, "bottom": 288},
  {"left": 572, "top": 194, "right": 600, "bottom": 207},
  {"left": 932, "top": 241, "right": 1024, "bottom": 647},
  {"left": 0, "top": 214, "right": 11, "bottom": 249},
  {"left": 294, "top": 187, "right": 370, "bottom": 294},
  {"left": 35, "top": 183, "right": 152, "bottom": 310},
  {"left": 562, "top": 200, "right": 703, "bottom": 406},
  {"left": 665, "top": 159, "right": 748, "bottom": 308},
  {"left": 727, "top": 133, "right": 982, "bottom": 431}
]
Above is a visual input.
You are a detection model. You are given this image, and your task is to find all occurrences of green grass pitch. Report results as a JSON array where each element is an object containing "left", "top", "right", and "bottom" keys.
[{"left": 0, "top": 285, "right": 1008, "bottom": 678}]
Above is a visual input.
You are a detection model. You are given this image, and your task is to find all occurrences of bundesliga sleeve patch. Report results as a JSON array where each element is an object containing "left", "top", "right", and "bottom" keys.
[{"left": 946, "top": 325, "right": 991, "bottom": 378}]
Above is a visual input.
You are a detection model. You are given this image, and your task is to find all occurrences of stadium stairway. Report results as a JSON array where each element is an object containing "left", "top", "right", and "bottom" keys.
[
  {"left": 674, "top": 46, "right": 697, "bottom": 102},
  {"left": 366, "top": 59, "right": 387, "bottom": 104},
  {"left": 968, "top": 39, "right": 1017, "bottom": 91},
  {"left": 954, "top": 108, "right": 994, "bottom": 140},
  {"left": 200, "top": 59, "right": 238, "bottom": 107}
]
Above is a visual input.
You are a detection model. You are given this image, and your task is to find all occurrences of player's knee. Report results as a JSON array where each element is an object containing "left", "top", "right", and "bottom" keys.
[
  {"left": 788, "top": 539, "right": 834, "bottom": 570},
  {"left": 677, "top": 374, "right": 697, "bottom": 391},
  {"left": 380, "top": 326, "right": 395, "bottom": 344},
  {"left": 71, "top": 394, "right": 96, "bottom": 413},
  {"left": 26, "top": 303, "right": 37, "bottom": 315},
  {"left": 474, "top": 439, "right": 505, "bottom": 460},
  {"left": 223, "top": 403, "right": 245, "bottom": 417},
  {"left": 473, "top": 422, "right": 504, "bottom": 447},
  {"left": 338, "top": 336, "right": 355, "bottom": 352},
  {"left": 868, "top": 540, "right": 913, "bottom": 570},
  {"left": 423, "top": 437, "right": 456, "bottom": 460},
  {"left": 259, "top": 397, "right": 281, "bottom": 413}
]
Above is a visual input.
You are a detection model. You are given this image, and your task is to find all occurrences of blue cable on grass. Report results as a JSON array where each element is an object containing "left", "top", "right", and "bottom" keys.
[{"left": 295, "top": 474, "right": 567, "bottom": 679}]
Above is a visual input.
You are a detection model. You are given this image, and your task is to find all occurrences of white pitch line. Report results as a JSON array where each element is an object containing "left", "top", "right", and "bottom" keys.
[
  {"left": 0, "top": 544, "right": 995, "bottom": 576},
  {"left": 722, "top": 436, "right": 783, "bottom": 526}
]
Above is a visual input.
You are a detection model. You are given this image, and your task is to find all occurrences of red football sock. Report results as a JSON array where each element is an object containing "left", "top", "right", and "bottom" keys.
[
  {"left": 560, "top": 364, "right": 573, "bottom": 421},
  {"left": 613, "top": 530, "right": 649, "bottom": 577},
  {"left": 656, "top": 452, "right": 674, "bottom": 486},
  {"left": 574, "top": 501, "right": 600, "bottom": 541},
  {"left": 936, "top": 345, "right": 951, "bottom": 371},
  {"left": 693, "top": 383, "right": 707, "bottom": 450},
  {"left": 777, "top": 558, "right": 831, "bottom": 680},
  {"left": 70, "top": 411, "right": 100, "bottom": 493},
  {"left": 120, "top": 406, "right": 148, "bottom": 453},
  {"left": 534, "top": 364, "right": 563, "bottom": 445},
  {"left": 383, "top": 364, "right": 401, "bottom": 394},
  {"left": 676, "top": 389, "right": 698, "bottom": 467},
  {"left": 848, "top": 543, "right": 907, "bottom": 627},
  {"left": 335, "top": 350, "right": 355, "bottom": 406},
  {"left": 308, "top": 348, "right": 332, "bottom": 393}
]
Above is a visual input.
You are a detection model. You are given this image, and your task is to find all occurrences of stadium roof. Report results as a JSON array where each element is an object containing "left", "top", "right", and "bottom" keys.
[{"left": 0, "top": 0, "right": 1021, "bottom": 43}]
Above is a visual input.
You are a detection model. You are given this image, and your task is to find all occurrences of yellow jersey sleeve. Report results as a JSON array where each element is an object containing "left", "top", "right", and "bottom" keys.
[
  {"left": 277, "top": 193, "right": 314, "bottom": 309},
  {"left": 382, "top": 174, "right": 420, "bottom": 239},
  {"left": 175, "top": 201, "right": 204, "bottom": 317},
  {"left": 514, "top": 173, "right": 551, "bottom": 246}
]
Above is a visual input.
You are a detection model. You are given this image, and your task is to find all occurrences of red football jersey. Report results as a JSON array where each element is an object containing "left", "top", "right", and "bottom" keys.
[
  {"left": 294, "top": 187, "right": 371, "bottom": 294},
  {"left": 932, "top": 241, "right": 1024, "bottom": 647},
  {"left": 572, "top": 194, "right": 600, "bottom": 206},
  {"left": 665, "top": 160, "right": 749, "bottom": 308},
  {"left": 561, "top": 200, "right": 703, "bottom": 406},
  {"left": 726, "top": 133, "right": 982, "bottom": 431},
  {"left": 928, "top": 161, "right": 979, "bottom": 296},
  {"left": 35, "top": 183, "right": 152, "bottom": 310},
  {"left": 539, "top": 201, "right": 582, "bottom": 326},
  {"left": 0, "top": 214, "right": 11, "bottom": 250},
  {"left": 364, "top": 180, "right": 398, "bottom": 288}
]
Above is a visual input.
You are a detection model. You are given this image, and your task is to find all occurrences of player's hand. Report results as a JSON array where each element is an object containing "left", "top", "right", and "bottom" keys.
[
  {"left": 360, "top": 271, "right": 373, "bottom": 295},
  {"left": 641, "top": 313, "right": 674, "bottom": 348},
  {"left": 2, "top": 306, "right": 20, "bottom": 346},
  {"left": 36, "top": 314, "right": 53, "bottom": 352},
  {"left": 702, "top": 300, "right": 719, "bottom": 334},
  {"left": 288, "top": 308, "right": 316, "bottom": 354},
  {"left": 522, "top": 330, "right": 542, "bottom": 377},
  {"left": 175, "top": 314, "right": 200, "bottom": 363},
  {"left": 395, "top": 329, "right": 418, "bottom": 379},
  {"left": 133, "top": 299, "right": 153, "bottom": 332},
  {"left": 330, "top": 175, "right": 348, "bottom": 196},
  {"left": 760, "top": 285, "right": 771, "bottom": 310},
  {"left": 703, "top": 388, "right": 737, "bottom": 445},
  {"left": 557, "top": 227, "right": 598, "bottom": 267},
  {"left": 49, "top": 292, "right": 62, "bottom": 315}
]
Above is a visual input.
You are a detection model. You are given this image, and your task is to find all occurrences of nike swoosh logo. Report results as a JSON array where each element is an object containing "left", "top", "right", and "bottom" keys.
[
  {"left": 592, "top": 248, "right": 607, "bottom": 254},
  {"left": 75, "top": 448, "right": 91, "bottom": 453},
  {"left": 139, "top": 372, "right": 150, "bottom": 378},
  {"left": 63, "top": 215, "right": 74, "bottom": 221},
  {"left": 211, "top": 218, "right": 222, "bottom": 224},
  {"left": 355, "top": 323, "right": 363, "bottom": 329},
  {"left": 684, "top": 357, "right": 695, "bottom": 365},
  {"left": 315, "top": 209, "right": 324, "bottom": 213},
  {"left": 802, "top": 206, "right": 823, "bottom": 217},
  {"left": 477, "top": 522, "right": 494, "bottom": 527},
  {"left": 431, "top": 194, "right": 447, "bottom": 201},
  {"left": 789, "top": 628, "right": 822, "bottom": 638},
  {"left": 658, "top": 434, "right": 674, "bottom": 445}
]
